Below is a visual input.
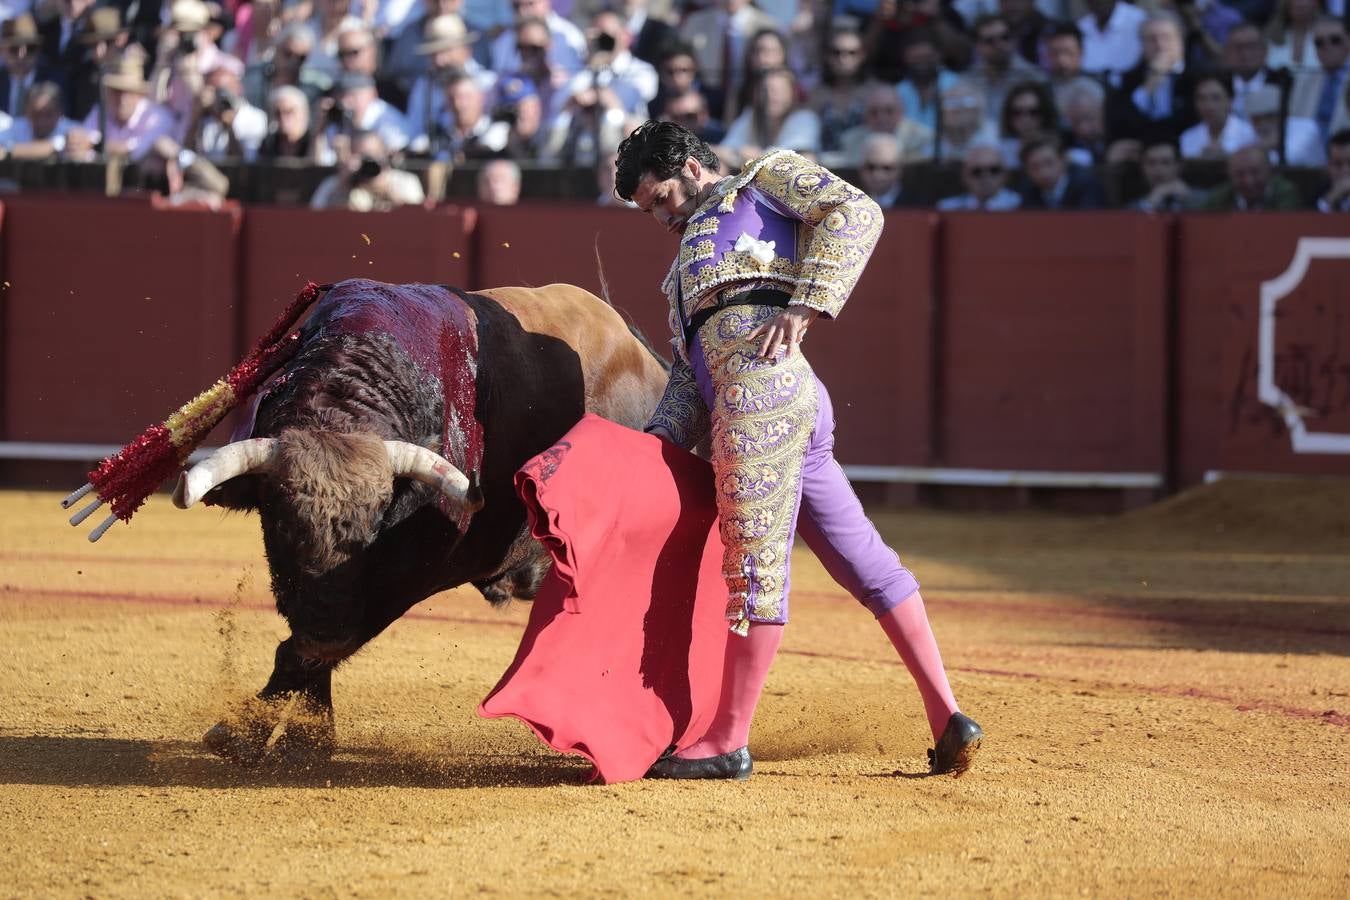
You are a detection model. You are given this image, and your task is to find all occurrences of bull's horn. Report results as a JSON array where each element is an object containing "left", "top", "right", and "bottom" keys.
[
  {"left": 173, "top": 438, "right": 281, "bottom": 509},
  {"left": 385, "top": 441, "right": 484, "bottom": 514}
]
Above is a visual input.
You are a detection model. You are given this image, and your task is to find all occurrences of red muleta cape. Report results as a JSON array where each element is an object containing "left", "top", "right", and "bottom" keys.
[{"left": 479, "top": 414, "right": 731, "bottom": 784}]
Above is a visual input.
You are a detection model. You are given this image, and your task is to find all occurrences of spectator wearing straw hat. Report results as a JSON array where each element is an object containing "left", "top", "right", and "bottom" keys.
[
  {"left": 422, "top": 69, "right": 503, "bottom": 161},
  {"left": 402, "top": 14, "right": 492, "bottom": 142},
  {"left": 0, "top": 13, "right": 47, "bottom": 117},
  {"left": 386, "top": 0, "right": 485, "bottom": 97},
  {"left": 79, "top": 54, "right": 176, "bottom": 160}
]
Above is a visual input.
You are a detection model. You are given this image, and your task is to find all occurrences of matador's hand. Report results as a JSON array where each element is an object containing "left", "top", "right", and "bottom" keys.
[{"left": 748, "top": 306, "right": 819, "bottom": 359}]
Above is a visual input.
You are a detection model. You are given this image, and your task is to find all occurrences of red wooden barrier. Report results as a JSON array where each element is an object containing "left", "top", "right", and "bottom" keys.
[
  {"left": 937, "top": 212, "right": 1171, "bottom": 474},
  {"left": 239, "top": 205, "right": 476, "bottom": 346},
  {"left": 1, "top": 197, "right": 240, "bottom": 444},
  {"left": 4, "top": 201, "right": 1350, "bottom": 495},
  {"left": 472, "top": 204, "right": 674, "bottom": 347},
  {"left": 1174, "top": 214, "right": 1350, "bottom": 485}
]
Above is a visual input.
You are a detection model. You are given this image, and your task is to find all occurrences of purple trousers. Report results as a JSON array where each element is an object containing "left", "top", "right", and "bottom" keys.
[{"left": 689, "top": 330, "right": 920, "bottom": 623}]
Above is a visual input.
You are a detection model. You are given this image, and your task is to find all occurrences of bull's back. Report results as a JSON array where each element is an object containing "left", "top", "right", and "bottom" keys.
[{"left": 473, "top": 284, "right": 667, "bottom": 430}]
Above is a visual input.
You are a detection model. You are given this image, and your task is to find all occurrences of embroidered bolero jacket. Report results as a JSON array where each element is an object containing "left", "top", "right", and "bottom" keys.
[{"left": 646, "top": 149, "right": 883, "bottom": 448}]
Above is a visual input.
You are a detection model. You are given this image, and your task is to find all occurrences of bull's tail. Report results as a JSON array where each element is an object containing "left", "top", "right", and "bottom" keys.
[{"left": 594, "top": 236, "right": 670, "bottom": 373}]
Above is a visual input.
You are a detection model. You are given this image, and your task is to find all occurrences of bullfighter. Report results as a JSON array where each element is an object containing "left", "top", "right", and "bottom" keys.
[{"left": 614, "top": 120, "right": 984, "bottom": 780}]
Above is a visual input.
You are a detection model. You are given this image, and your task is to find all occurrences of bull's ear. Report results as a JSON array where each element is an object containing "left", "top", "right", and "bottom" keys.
[{"left": 200, "top": 475, "right": 263, "bottom": 512}]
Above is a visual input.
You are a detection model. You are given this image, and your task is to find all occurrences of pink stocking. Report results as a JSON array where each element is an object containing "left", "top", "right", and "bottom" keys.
[
  {"left": 677, "top": 622, "right": 784, "bottom": 758},
  {"left": 878, "top": 591, "right": 959, "bottom": 741}
]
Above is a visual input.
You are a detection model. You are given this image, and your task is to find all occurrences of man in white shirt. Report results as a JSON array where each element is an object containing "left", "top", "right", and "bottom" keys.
[
  {"left": 1078, "top": 0, "right": 1148, "bottom": 79},
  {"left": 937, "top": 142, "right": 1022, "bottom": 210},
  {"left": 490, "top": 0, "right": 586, "bottom": 77},
  {"left": 553, "top": 7, "right": 656, "bottom": 118},
  {"left": 193, "top": 55, "right": 268, "bottom": 160},
  {"left": 322, "top": 71, "right": 412, "bottom": 161}
]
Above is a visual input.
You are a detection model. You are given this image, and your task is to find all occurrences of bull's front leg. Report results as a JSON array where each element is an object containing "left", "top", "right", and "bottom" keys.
[{"left": 204, "top": 637, "right": 335, "bottom": 767}]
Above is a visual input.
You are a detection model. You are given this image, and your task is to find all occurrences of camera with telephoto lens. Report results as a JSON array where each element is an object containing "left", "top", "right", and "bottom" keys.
[
  {"left": 213, "top": 87, "right": 240, "bottom": 116},
  {"left": 179, "top": 32, "right": 197, "bottom": 54},
  {"left": 593, "top": 31, "right": 616, "bottom": 53},
  {"left": 349, "top": 156, "right": 384, "bottom": 186}
]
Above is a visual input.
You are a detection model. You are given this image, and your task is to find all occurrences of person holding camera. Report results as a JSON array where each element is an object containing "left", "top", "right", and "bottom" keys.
[
  {"left": 151, "top": 0, "right": 235, "bottom": 139},
  {"left": 560, "top": 7, "right": 656, "bottom": 118},
  {"left": 310, "top": 129, "right": 425, "bottom": 210},
  {"left": 403, "top": 14, "right": 494, "bottom": 149},
  {"left": 186, "top": 55, "right": 268, "bottom": 160},
  {"left": 316, "top": 70, "right": 411, "bottom": 164},
  {"left": 424, "top": 69, "right": 503, "bottom": 161}
]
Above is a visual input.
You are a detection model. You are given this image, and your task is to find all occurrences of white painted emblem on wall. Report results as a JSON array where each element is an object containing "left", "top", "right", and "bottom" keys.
[{"left": 1258, "top": 237, "right": 1350, "bottom": 454}]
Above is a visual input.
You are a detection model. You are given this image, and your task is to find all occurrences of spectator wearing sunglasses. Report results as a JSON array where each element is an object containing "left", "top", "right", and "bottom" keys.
[
  {"left": 963, "top": 14, "right": 1045, "bottom": 129},
  {"left": 649, "top": 43, "right": 699, "bottom": 118},
  {"left": 1290, "top": 17, "right": 1350, "bottom": 140},
  {"left": 809, "top": 25, "right": 870, "bottom": 154},
  {"left": 489, "top": 0, "right": 587, "bottom": 78},
  {"left": 857, "top": 132, "right": 922, "bottom": 208},
  {"left": 937, "top": 142, "right": 1021, "bottom": 210}
]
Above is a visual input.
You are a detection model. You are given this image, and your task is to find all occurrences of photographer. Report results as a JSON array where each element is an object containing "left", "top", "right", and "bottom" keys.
[
  {"left": 186, "top": 56, "right": 268, "bottom": 160},
  {"left": 556, "top": 7, "right": 656, "bottom": 119},
  {"left": 315, "top": 71, "right": 411, "bottom": 164},
  {"left": 310, "top": 130, "right": 425, "bottom": 210},
  {"left": 424, "top": 69, "right": 503, "bottom": 161},
  {"left": 151, "top": 0, "right": 232, "bottom": 140}
]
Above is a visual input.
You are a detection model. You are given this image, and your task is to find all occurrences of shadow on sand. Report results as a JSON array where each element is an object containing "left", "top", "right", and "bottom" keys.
[{"left": 0, "top": 735, "right": 592, "bottom": 790}]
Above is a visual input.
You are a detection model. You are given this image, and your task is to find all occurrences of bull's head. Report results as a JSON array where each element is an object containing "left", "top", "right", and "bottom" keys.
[{"left": 174, "top": 429, "right": 481, "bottom": 660}]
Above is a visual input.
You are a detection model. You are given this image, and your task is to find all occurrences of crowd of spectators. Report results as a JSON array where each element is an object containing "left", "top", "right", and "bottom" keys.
[{"left": 0, "top": 0, "right": 1346, "bottom": 210}]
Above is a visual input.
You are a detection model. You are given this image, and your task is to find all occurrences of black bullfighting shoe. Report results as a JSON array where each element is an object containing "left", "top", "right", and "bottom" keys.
[
  {"left": 646, "top": 746, "right": 753, "bottom": 781},
  {"left": 928, "top": 712, "right": 983, "bottom": 777}
]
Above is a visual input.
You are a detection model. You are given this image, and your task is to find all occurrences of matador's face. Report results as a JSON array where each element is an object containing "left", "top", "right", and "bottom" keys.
[{"left": 631, "top": 165, "right": 704, "bottom": 237}]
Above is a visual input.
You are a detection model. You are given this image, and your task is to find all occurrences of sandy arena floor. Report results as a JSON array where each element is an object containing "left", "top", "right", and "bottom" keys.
[{"left": 2, "top": 480, "right": 1347, "bottom": 897}]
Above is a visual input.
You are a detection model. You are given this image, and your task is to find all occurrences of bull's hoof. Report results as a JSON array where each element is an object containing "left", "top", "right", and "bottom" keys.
[
  {"left": 266, "top": 713, "right": 337, "bottom": 770},
  {"left": 203, "top": 719, "right": 273, "bottom": 766}
]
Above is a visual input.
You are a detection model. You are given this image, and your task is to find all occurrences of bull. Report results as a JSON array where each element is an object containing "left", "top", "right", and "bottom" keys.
[{"left": 170, "top": 279, "right": 667, "bottom": 765}]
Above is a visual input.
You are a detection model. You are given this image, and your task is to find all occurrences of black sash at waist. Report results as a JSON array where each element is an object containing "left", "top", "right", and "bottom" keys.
[{"left": 684, "top": 289, "right": 791, "bottom": 348}]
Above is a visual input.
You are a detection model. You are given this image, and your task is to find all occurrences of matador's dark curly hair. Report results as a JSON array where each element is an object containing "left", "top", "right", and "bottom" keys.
[{"left": 614, "top": 120, "right": 721, "bottom": 201}]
